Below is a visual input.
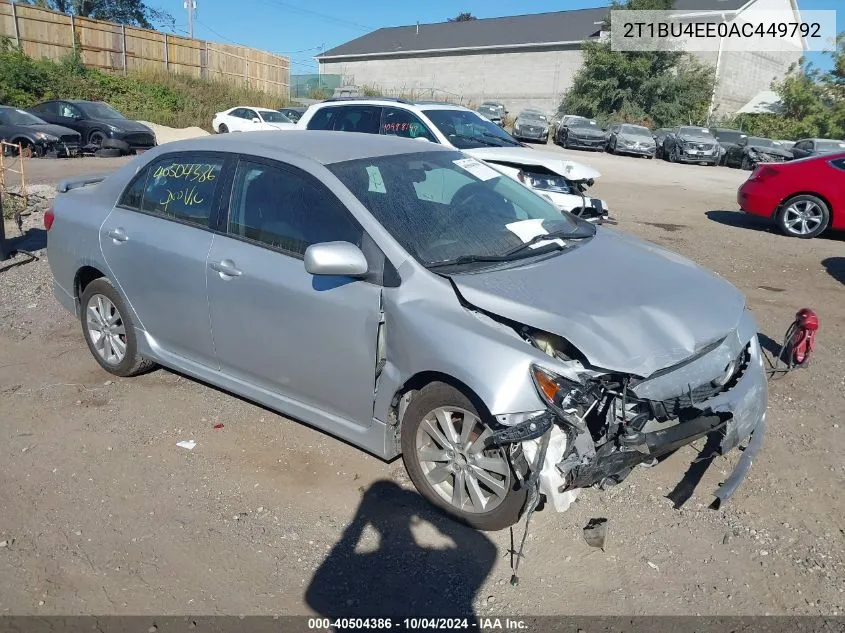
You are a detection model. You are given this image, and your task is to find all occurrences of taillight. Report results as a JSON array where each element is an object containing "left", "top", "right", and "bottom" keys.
[
  {"left": 44, "top": 207, "right": 55, "bottom": 231},
  {"left": 749, "top": 165, "right": 779, "bottom": 182}
]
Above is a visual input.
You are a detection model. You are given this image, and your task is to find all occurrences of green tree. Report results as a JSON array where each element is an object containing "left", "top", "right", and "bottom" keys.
[
  {"left": 20, "top": 0, "right": 173, "bottom": 29},
  {"left": 723, "top": 33, "right": 844, "bottom": 140},
  {"left": 559, "top": 0, "right": 716, "bottom": 127},
  {"left": 448, "top": 12, "right": 477, "bottom": 22}
]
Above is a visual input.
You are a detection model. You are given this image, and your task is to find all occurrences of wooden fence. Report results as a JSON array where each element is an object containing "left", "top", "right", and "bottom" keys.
[{"left": 0, "top": 0, "right": 289, "bottom": 97}]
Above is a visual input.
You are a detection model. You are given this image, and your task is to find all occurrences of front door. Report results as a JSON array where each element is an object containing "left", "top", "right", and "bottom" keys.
[
  {"left": 99, "top": 152, "right": 227, "bottom": 368},
  {"left": 206, "top": 157, "right": 381, "bottom": 426}
]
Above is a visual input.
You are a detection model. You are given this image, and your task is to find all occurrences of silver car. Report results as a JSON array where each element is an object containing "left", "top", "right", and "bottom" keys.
[{"left": 47, "top": 131, "right": 767, "bottom": 531}]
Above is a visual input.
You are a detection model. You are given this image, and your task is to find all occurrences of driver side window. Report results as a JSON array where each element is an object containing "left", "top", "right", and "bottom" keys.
[{"left": 58, "top": 103, "right": 81, "bottom": 118}]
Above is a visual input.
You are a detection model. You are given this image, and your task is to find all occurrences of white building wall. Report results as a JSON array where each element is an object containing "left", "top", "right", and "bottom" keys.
[{"left": 319, "top": 47, "right": 584, "bottom": 115}]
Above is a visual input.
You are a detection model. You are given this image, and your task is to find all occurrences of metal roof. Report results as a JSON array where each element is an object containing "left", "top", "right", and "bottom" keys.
[{"left": 318, "top": 1, "right": 751, "bottom": 59}]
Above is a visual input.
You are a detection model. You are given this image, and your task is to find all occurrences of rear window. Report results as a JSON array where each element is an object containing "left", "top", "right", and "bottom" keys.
[{"left": 137, "top": 154, "right": 225, "bottom": 228}]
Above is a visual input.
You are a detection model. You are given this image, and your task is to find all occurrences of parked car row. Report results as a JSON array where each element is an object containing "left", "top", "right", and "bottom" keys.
[{"left": 0, "top": 100, "right": 157, "bottom": 157}]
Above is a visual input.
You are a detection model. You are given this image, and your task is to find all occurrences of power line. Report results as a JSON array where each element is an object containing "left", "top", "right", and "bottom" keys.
[{"left": 250, "top": 0, "right": 373, "bottom": 31}]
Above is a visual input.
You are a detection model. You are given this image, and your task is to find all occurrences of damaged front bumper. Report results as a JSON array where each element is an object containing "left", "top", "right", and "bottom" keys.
[{"left": 516, "top": 334, "right": 768, "bottom": 512}]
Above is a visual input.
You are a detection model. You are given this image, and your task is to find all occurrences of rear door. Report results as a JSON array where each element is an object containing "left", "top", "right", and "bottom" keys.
[
  {"left": 205, "top": 155, "right": 382, "bottom": 426},
  {"left": 100, "top": 152, "right": 228, "bottom": 368}
]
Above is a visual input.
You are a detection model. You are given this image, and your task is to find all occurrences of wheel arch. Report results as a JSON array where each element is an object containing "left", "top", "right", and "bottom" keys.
[
  {"left": 74, "top": 265, "right": 106, "bottom": 300},
  {"left": 774, "top": 191, "right": 834, "bottom": 220},
  {"left": 388, "top": 371, "right": 494, "bottom": 432}
]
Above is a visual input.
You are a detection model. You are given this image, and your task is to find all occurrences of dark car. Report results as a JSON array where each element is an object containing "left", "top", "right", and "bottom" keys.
[
  {"left": 477, "top": 104, "right": 504, "bottom": 127},
  {"left": 0, "top": 106, "right": 80, "bottom": 157},
  {"left": 512, "top": 110, "right": 549, "bottom": 142},
  {"left": 555, "top": 115, "right": 605, "bottom": 151},
  {"left": 723, "top": 136, "right": 793, "bottom": 170},
  {"left": 28, "top": 100, "right": 156, "bottom": 154},
  {"left": 790, "top": 138, "right": 845, "bottom": 159},
  {"left": 279, "top": 107, "right": 307, "bottom": 124},
  {"left": 711, "top": 128, "right": 747, "bottom": 165},
  {"left": 652, "top": 128, "right": 673, "bottom": 159},
  {"left": 605, "top": 123, "right": 656, "bottom": 158},
  {"left": 662, "top": 126, "right": 720, "bottom": 165}
]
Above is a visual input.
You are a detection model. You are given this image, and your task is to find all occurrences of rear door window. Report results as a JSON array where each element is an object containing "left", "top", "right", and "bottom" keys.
[
  {"left": 332, "top": 106, "right": 382, "bottom": 134},
  {"left": 380, "top": 107, "right": 436, "bottom": 142},
  {"left": 140, "top": 154, "right": 225, "bottom": 228}
]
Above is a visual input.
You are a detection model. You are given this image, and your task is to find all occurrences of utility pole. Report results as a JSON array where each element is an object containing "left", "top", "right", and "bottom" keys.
[{"left": 184, "top": 0, "right": 195, "bottom": 38}]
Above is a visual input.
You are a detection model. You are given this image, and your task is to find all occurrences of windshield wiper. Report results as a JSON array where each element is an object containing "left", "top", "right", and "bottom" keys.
[
  {"left": 426, "top": 254, "right": 515, "bottom": 270},
  {"left": 448, "top": 133, "right": 501, "bottom": 148},
  {"left": 503, "top": 228, "right": 593, "bottom": 257},
  {"left": 480, "top": 132, "right": 519, "bottom": 146}
]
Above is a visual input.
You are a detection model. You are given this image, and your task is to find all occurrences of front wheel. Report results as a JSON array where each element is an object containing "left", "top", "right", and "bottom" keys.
[
  {"left": 88, "top": 131, "right": 106, "bottom": 148},
  {"left": 80, "top": 278, "right": 156, "bottom": 376},
  {"left": 669, "top": 146, "right": 679, "bottom": 163},
  {"left": 401, "top": 382, "right": 527, "bottom": 531},
  {"left": 776, "top": 194, "right": 830, "bottom": 239},
  {"left": 741, "top": 156, "right": 754, "bottom": 170}
]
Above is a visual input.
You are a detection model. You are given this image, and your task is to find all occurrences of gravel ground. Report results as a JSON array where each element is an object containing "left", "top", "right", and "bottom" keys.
[{"left": 0, "top": 147, "right": 844, "bottom": 617}]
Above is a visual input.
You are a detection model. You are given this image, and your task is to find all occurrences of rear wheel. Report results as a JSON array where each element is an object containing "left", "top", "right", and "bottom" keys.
[
  {"left": 80, "top": 278, "right": 156, "bottom": 376},
  {"left": 401, "top": 382, "right": 527, "bottom": 531},
  {"left": 217, "top": 123, "right": 228, "bottom": 134},
  {"left": 776, "top": 195, "right": 830, "bottom": 239}
]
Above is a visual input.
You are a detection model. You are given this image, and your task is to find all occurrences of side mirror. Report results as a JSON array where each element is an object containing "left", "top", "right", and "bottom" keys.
[
  {"left": 304, "top": 241, "right": 368, "bottom": 277},
  {"left": 252, "top": 117, "right": 261, "bottom": 123}
]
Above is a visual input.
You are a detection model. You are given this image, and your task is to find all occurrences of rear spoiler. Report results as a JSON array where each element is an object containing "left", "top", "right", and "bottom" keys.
[{"left": 56, "top": 173, "right": 109, "bottom": 193}]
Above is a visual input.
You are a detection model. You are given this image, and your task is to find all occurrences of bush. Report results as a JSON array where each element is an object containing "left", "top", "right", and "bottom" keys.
[{"left": 0, "top": 38, "right": 287, "bottom": 131}]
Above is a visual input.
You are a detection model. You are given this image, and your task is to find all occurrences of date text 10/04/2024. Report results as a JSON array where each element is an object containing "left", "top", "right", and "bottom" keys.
[{"left": 307, "top": 618, "right": 528, "bottom": 630}]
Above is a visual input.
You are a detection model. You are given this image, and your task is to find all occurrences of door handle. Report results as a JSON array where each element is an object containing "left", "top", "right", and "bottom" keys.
[
  {"left": 209, "top": 259, "right": 242, "bottom": 278},
  {"left": 106, "top": 228, "right": 128, "bottom": 243}
]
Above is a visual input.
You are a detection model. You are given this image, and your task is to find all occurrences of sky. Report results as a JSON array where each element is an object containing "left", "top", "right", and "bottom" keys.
[{"left": 169, "top": 0, "right": 841, "bottom": 74}]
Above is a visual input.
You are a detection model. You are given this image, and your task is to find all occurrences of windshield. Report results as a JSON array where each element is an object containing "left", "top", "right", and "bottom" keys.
[
  {"left": 79, "top": 102, "right": 126, "bottom": 120},
  {"left": 423, "top": 109, "right": 520, "bottom": 149},
  {"left": 477, "top": 106, "right": 499, "bottom": 117},
  {"left": 817, "top": 140, "right": 845, "bottom": 151},
  {"left": 328, "top": 151, "right": 593, "bottom": 269},
  {"left": 0, "top": 108, "right": 46, "bottom": 126},
  {"left": 715, "top": 130, "right": 744, "bottom": 143},
  {"left": 570, "top": 117, "right": 597, "bottom": 129},
  {"left": 620, "top": 124, "right": 650, "bottom": 136},
  {"left": 518, "top": 113, "right": 545, "bottom": 124},
  {"left": 747, "top": 137, "right": 773, "bottom": 147},
  {"left": 680, "top": 126, "right": 712, "bottom": 137},
  {"left": 260, "top": 110, "right": 292, "bottom": 123}
]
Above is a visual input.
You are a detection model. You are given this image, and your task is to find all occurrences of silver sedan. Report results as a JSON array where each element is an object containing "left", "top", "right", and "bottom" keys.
[{"left": 46, "top": 131, "right": 767, "bottom": 530}]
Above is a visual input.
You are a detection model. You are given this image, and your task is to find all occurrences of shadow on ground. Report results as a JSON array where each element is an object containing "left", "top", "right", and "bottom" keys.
[
  {"left": 705, "top": 210, "right": 773, "bottom": 233},
  {"left": 4, "top": 228, "right": 47, "bottom": 253},
  {"left": 305, "top": 480, "right": 496, "bottom": 622},
  {"left": 822, "top": 257, "right": 845, "bottom": 286}
]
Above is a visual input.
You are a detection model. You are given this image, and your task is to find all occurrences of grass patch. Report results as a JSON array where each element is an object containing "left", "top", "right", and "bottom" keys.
[{"left": 0, "top": 39, "right": 287, "bottom": 131}]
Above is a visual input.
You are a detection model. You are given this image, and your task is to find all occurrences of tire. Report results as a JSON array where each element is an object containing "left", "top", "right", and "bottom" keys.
[
  {"left": 741, "top": 156, "right": 753, "bottom": 170},
  {"left": 88, "top": 130, "right": 106, "bottom": 148},
  {"left": 607, "top": 139, "right": 615, "bottom": 154},
  {"left": 669, "top": 146, "right": 679, "bottom": 163},
  {"left": 775, "top": 194, "right": 830, "bottom": 239},
  {"left": 94, "top": 148, "right": 122, "bottom": 158},
  {"left": 400, "top": 382, "right": 527, "bottom": 531},
  {"left": 80, "top": 278, "right": 156, "bottom": 377},
  {"left": 217, "top": 123, "right": 228, "bottom": 134}
]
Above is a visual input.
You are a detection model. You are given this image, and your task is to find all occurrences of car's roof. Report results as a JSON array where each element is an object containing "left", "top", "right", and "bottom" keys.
[
  {"left": 151, "top": 130, "right": 455, "bottom": 165},
  {"left": 315, "top": 98, "right": 472, "bottom": 113}
]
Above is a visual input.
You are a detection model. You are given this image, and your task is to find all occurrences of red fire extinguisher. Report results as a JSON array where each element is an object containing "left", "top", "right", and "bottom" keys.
[{"left": 785, "top": 308, "right": 818, "bottom": 368}]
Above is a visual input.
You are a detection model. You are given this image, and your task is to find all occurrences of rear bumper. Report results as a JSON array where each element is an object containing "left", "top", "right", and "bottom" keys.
[
  {"left": 737, "top": 182, "right": 779, "bottom": 218},
  {"left": 53, "top": 279, "right": 78, "bottom": 317}
]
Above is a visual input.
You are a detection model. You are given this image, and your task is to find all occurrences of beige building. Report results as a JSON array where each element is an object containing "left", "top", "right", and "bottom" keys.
[{"left": 316, "top": 0, "right": 804, "bottom": 117}]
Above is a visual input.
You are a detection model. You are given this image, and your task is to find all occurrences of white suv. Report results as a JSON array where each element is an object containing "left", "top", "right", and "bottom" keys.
[{"left": 297, "top": 98, "right": 610, "bottom": 223}]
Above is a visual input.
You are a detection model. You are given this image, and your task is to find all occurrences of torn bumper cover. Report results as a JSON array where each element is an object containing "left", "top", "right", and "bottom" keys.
[{"left": 511, "top": 334, "right": 768, "bottom": 511}]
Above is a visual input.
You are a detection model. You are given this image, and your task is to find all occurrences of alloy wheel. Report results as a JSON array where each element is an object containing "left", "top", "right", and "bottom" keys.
[
  {"left": 415, "top": 406, "right": 511, "bottom": 514},
  {"left": 86, "top": 293, "right": 127, "bottom": 365},
  {"left": 89, "top": 131, "right": 105, "bottom": 148},
  {"left": 783, "top": 200, "right": 824, "bottom": 236}
]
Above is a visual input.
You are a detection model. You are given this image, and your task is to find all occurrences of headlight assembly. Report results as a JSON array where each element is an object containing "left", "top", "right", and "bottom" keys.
[
  {"left": 517, "top": 170, "right": 571, "bottom": 194},
  {"left": 34, "top": 132, "right": 59, "bottom": 141},
  {"left": 530, "top": 365, "right": 598, "bottom": 420},
  {"left": 106, "top": 124, "right": 122, "bottom": 133}
]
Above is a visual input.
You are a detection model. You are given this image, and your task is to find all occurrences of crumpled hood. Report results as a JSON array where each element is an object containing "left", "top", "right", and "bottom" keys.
[
  {"left": 748, "top": 145, "right": 793, "bottom": 158},
  {"left": 447, "top": 228, "right": 746, "bottom": 377},
  {"left": 679, "top": 134, "right": 717, "bottom": 144},
  {"left": 568, "top": 126, "right": 605, "bottom": 138},
  {"left": 618, "top": 133, "right": 655, "bottom": 145},
  {"left": 25, "top": 123, "right": 80, "bottom": 138},
  {"left": 466, "top": 146, "right": 600, "bottom": 181}
]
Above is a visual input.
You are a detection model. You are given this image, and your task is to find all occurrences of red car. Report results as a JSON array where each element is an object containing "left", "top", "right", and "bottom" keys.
[{"left": 737, "top": 151, "right": 845, "bottom": 238}]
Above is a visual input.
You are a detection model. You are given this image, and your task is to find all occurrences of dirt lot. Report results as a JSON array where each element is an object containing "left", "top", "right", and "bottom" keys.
[{"left": 1, "top": 148, "right": 844, "bottom": 617}]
